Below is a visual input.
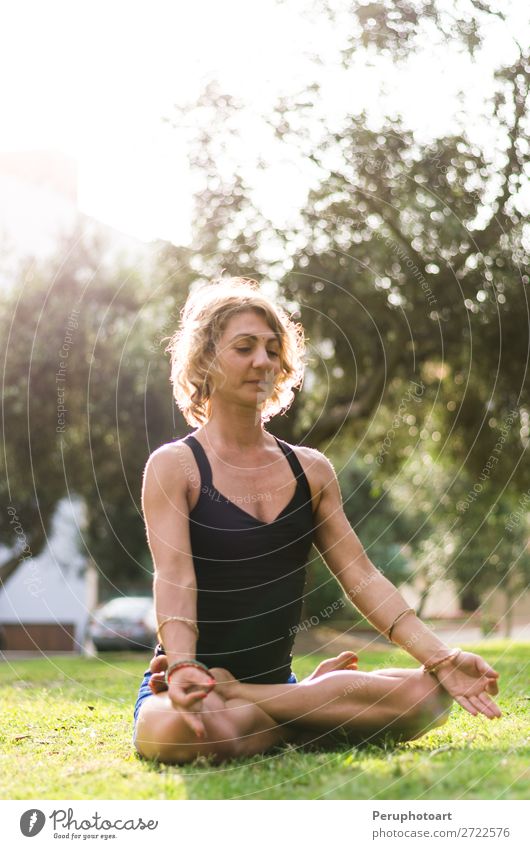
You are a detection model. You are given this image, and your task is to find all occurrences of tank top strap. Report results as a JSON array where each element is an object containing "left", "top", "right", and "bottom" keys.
[
  {"left": 183, "top": 432, "right": 311, "bottom": 499},
  {"left": 273, "top": 437, "right": 312, "bottom": 500},
  {"left": 182, "top": 434, "right": 212, "bottom": 487}
]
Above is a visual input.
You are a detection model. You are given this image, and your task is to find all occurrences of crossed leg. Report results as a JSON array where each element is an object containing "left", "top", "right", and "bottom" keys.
[
  {"left": 133, "top": 654, "right": 453, "bottom": 764},
  {"left": 134, "top": 678, "right": 295, "bottom": 763},
  {"left": 239, "top": 668, "right": 452, "bottom": 744}
]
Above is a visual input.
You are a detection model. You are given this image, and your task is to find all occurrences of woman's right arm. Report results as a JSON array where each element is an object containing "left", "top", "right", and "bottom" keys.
[{"left": 142, "top": 444, "right": 214, "bottom": 737}]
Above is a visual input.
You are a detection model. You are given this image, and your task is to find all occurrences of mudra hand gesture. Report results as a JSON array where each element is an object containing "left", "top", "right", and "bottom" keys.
[
  {"left": 162, "top": 664, "right": 216, "bottom": 739},
  {"left": 432, "top": 650, "right": 501, "bottom": 719}
]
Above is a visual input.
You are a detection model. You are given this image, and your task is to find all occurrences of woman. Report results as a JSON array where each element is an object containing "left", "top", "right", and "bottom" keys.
[{"left": 133, "top": 277, "right": 501, "bottom": 764}]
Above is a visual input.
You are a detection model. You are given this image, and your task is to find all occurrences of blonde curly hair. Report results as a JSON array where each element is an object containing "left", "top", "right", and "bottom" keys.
[{"left": 166, "top": 277, "right": 307, "bottom": 426}]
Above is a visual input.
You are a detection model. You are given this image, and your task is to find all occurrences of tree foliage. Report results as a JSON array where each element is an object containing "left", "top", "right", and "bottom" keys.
[
  {"left": 2, "top": 0, "right": 528, "bottom": 621},
  {"left": 0, "top": 225, "right": 175, "bottom": 593}
]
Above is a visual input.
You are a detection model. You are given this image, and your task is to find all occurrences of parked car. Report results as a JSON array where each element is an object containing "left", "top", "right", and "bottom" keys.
[{"left": 88, "top": 596, "right": 156, "bottom": 651}]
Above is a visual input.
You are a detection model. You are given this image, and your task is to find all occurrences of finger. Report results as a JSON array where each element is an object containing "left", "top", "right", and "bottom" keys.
[
  {"left": 181, "top": 689, "right": 210, "bottom": 708},
  {"left": 167, "top": 690, "right": 207, "bottom": 715},
  {"left": 476, "top": 674, "right": 499, "bottom": 696},
  {"left": 169, "top": 671, "right": 215, "bottom": 691},
  {"left": 456, "top": 695, "right": 478, "bottom": 716},
  {"left": 182, "top": 678, "right": 217, "bottom": 690},
  {"left": 149, "top": 654, "right": 167, "bottom": 674},
  {"left": 469, "top": 694, "right": 495, "bottom": 719},
  {"left": 149, "top": 681, "right": 168, "bottom": 694},
  {"left": 485, "top": 679, "right": 499, "bottom": 696},
  {"left": 149, "top": 673, "right": 168, "bottom": 694},
  {"left": 465, "top": 675, "right": 497, "bottom": 698},
  {"left": 180, "top": 670, "right": 216, "bottom": 686},
  {"left": 476, "top": 691, "right": 502, "bottom": 718},
  {"left": 168, "top": 684, "right": 189, "bottom": 705},
  {"left": 168, "top": 683, "right": 213, "bottom": 703},
  {"left": 476, "top": 694, "right": 501, "bottom": 719},
  {"left": 185, "top": 678, "right": 216, "bottom": 693},
  {"left": 481, "top": 675, "right": 499, "bottom": 696},
  {"left": 182, "top": 712, "right": 206, "bottom": 739},
  {"left": 476, "top": 657, "right": 499, "bottom": 678}
]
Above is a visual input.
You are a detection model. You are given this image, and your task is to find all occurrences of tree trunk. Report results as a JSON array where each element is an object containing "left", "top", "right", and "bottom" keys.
[
  {"left": 0, "top": 526, "right": 47, "bottom": 586},
  {"left": 416, "top": 583, "right": 432, "bottom": 619},
  {"left": 503, "top": 577, "right": 515, "bottom": 638}
]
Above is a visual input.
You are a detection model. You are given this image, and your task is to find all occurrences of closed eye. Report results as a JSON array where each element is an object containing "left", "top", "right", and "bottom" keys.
[{"left": 236, "top": 348, "right": 279, "bottom": 358}]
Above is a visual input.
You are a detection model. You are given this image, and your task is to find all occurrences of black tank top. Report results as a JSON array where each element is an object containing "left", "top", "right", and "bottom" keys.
[{"left": 175, "top": 432, "right": 315, "bottom": 684}]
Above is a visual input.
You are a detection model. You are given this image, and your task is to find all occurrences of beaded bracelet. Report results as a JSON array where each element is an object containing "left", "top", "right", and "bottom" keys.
[
  {"left": 165, "top": 658, "right": 215, "bottom": 685},
  {"left": 422, "top": 648, "right": 462, "bottom": 675}
]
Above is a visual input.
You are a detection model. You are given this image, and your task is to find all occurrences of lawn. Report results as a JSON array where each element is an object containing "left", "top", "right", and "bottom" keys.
[{"left": 1, "top": 641, "right": 528, "bottom": 800}]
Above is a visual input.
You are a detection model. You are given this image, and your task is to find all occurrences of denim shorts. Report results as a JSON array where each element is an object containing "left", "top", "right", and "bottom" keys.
[{"left": 132, "top": 665, "right": 297, "bottom": 742}]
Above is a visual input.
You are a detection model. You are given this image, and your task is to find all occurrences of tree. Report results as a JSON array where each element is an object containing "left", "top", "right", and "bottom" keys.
[
  {"left": 153, "top": 0, "right": 529, "bottom": 614},
  {"left": 450, "top": 481, "right": 530, "bottom": 636},
  {"left": 303, "top": 453, "right": 415, "bottom": 620},
  {"left": 0, "top": 224, "right": 175, "bottom": 591}
]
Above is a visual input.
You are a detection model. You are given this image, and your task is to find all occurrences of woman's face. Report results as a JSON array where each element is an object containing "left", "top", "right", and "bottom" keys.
[{"left": 209, "top": 310, "right": 283, "bottom": 406}]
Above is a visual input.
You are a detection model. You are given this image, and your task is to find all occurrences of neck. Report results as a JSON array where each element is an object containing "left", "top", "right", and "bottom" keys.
[{"left": 198, "top": 401, "right": 270, "bottom": 451}]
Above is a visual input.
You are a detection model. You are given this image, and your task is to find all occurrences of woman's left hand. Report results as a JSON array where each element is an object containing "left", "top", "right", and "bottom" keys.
[{"left": 433, "top": 650, "right": 502, "bottom": 719}]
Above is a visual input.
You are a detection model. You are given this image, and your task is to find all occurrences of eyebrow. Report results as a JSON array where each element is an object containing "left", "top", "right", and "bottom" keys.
[{"left": 230, "top": 333, "right": 281, "bottom": 345}]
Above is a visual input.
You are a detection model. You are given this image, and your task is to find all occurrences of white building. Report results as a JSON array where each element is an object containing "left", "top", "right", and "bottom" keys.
[
  {"left": 0, "top": 497, "right": 97, "bottom": 653},
  {"left": 0, "top": 150, "right": 156, "bottom": 651}
]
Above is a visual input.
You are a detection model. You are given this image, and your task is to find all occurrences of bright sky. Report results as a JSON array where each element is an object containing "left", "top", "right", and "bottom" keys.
[{"left": 1, "top": 0, "right": 527, "bottom": 245}]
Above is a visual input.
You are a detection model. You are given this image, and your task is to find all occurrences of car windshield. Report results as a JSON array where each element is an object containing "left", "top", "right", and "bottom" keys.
[{"left": 98, "top": 598, "right": 152, "bottom": 620}]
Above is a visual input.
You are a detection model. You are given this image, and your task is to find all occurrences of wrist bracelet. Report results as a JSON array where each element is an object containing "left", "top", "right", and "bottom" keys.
[
  {"left": 157, "top": 616, "right": 199, "bottom": 643},
  {"left": 422, "top": 648, "right": 462, "bottom": 675},
  {"left": 387, "top": 607, "right": 416, "bottom": 642},
  {"left": 165, "top": 659, "right": 214, "bottom": 685}
]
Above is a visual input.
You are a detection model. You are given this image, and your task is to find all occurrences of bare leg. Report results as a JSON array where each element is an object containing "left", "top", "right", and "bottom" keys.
[
  {"left": 135, "top": 658, "right": 453, "bottom": 763},
  {"left": 135, "top": 652, "right": 359, "bottom": 763},
  {"left": 134, "top": 668, "right": 295, "bottom": 764},
  {"left": 308, "top": 653, "right": 429, "bottom": 682},
  {"left": 304, "top": 650, "right": 421, "bottom": 682},
  {"left": 219, "top": 666, "right": 453, "bottom": 746}
]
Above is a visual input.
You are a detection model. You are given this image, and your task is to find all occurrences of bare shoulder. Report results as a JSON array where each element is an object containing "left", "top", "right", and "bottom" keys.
[
  {"left": 142, "top": 439, "right": 193, "bottom": 500},
  {"left": 299, "top": 446, "right": 337, "bottom": 486},
  {"left": 281, "top": 441, "right": 338, "bottom": 508}
]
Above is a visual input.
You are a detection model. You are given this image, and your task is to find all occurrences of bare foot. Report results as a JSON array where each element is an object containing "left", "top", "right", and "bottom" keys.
[
  {"left": 147, "top": 651, "right": 360, "bottom": 695},
  {"left": 208, "top": 667, "right": 239, "bottom": 700},
  {"left": 304, "top": 651, "right": 359, "bottom": 682}
]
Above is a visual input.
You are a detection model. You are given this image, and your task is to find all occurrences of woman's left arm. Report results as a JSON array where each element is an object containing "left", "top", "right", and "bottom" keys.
[{"left": 309, "top": 451, "right": 501, "bottom": 715}]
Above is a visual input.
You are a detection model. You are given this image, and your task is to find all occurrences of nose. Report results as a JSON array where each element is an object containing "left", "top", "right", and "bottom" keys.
[{"left": 252, "top": 346, "right": 271, "bottom": 369}]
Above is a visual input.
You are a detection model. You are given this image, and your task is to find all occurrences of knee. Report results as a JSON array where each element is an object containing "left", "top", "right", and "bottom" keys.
[
  {"left": 134, "top": 692, "right": 244, "bottom": 765},
  {"left": 134, "top": 704, "right": 201, "bottom": 764},
  {"left": 427, "top": 686, "right": 453, "bottom": 728},
  {"left": 406, "top": 674, "right": 453, "bottom": 732}
]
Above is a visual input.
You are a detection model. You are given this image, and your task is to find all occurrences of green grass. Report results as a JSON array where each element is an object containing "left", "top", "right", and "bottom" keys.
[{"left": 1, "top": 641, "right": 528, "bottom": 799}]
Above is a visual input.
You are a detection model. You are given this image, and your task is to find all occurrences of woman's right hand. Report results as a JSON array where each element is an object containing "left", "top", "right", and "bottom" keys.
[
  {"left": 148, "top": 652, "right": 169, "bottom": 693},
  {"left": 166, "top": 665, "right": 216, "bottom": 739}
]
